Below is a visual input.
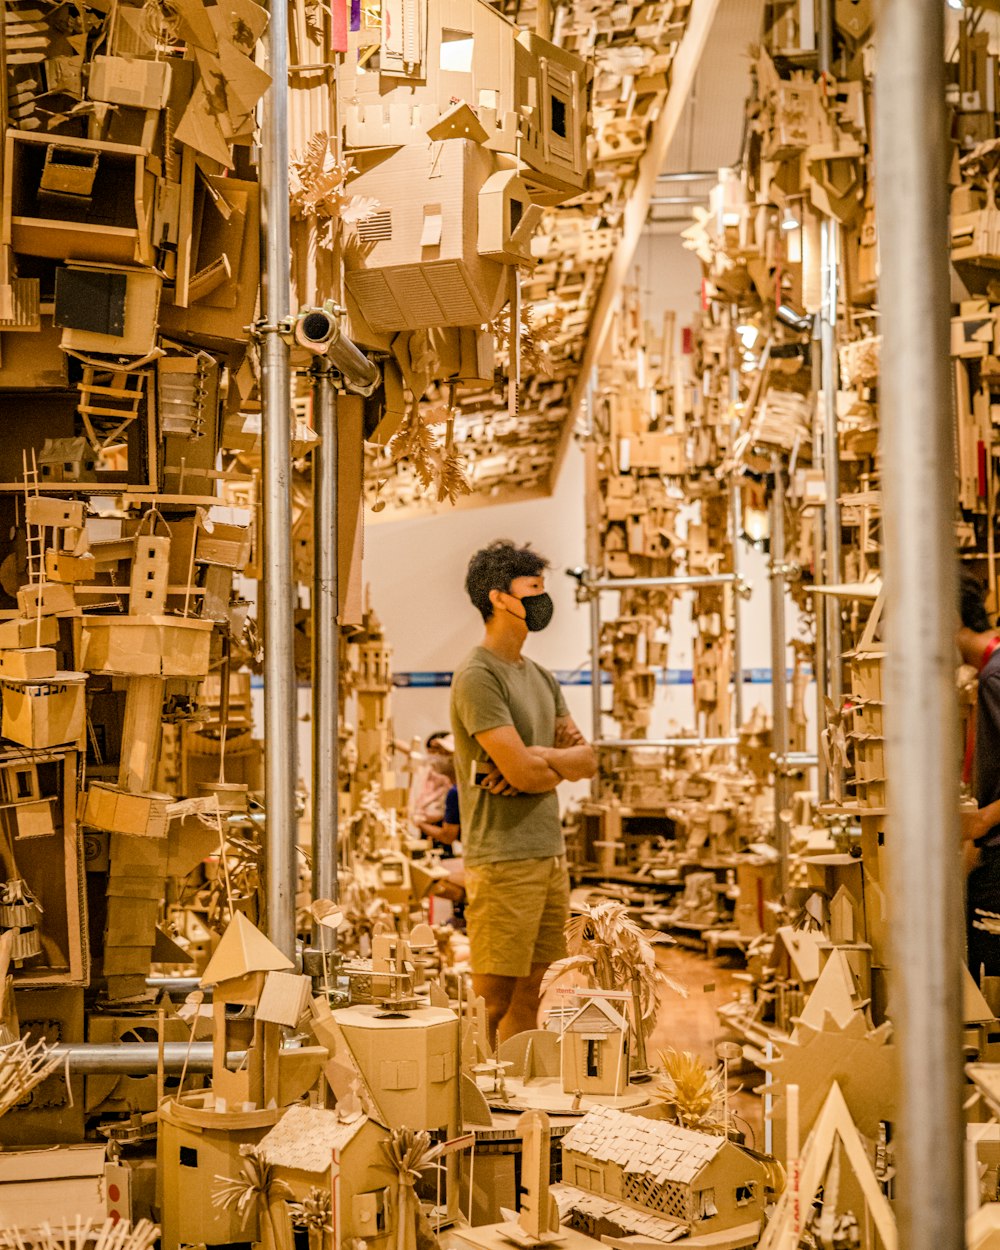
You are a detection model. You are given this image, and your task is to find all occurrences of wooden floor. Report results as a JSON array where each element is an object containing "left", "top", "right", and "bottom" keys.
[{"left": 648, "top": 945, "right": 766, "bottom": 1151}]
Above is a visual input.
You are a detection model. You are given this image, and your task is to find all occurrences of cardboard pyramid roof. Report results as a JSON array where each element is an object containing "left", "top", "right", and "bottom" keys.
[
  {"left": 200, "top": 911, "right": 294, "bottom": 987},
  {"left": 758, "top": 1081, "right": 897, "bottom": 1250},
  {"left": 795, "top": 948, "right": 865, "bottom": 1034},
  {"left": 964, "top": 964, "right": 996, "bottom": 1025}
]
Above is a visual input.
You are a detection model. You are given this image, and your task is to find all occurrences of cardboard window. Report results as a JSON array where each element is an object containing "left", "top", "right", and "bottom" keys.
[
  {"left": 440, "top": 30, "right": 473, "bottom": 73},
  {"left": 550, "top": 95, "right": 567, "bottom": 138},
  {"left": 179, "top": 1146, "right": 198, "bottom": 1167},
  {"left": 54, "top": 267, "right": 127, "bottom": 336}
]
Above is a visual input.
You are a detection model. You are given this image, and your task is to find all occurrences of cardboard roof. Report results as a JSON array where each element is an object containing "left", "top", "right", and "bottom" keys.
[
  {"left": 774, "top": 925, "right": 825, "bottom": 984},
  {"left": 256, "top": 1104, "right": 369, "bottom": 1172},
  {"left": 562, "top": 1105, "right": 724, "bottom": 1186},
  {"left": 562, "top": 996, "right": 629, "bottom": 1034},
  {"left": 199, "top": 911, "right": 294, "bottom": 986},
  {"left": 795, "top": 948, "right": 865, "bottom": 1034}
]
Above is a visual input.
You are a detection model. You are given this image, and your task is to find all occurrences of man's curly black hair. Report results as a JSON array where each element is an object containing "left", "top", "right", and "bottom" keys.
[
  {"left": 960, "top": 570, "right": 995, "bottom": 633},
  {"left": 465, "top": 540, "right": 550, "bottom": 622}
]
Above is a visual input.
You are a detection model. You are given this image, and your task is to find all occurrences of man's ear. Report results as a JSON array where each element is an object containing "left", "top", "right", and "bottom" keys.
[{"left": 488, "top": 588, "right": 505, "bottom": 613}]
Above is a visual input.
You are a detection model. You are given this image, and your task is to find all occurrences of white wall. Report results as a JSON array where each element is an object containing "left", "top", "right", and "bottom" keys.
[{"left": 344, "top": 231, "right": 816, "bottom": 800}]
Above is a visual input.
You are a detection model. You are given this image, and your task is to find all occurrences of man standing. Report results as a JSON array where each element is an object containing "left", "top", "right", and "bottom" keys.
[
  {"left": 957, "top": 573, "right": 1000, "bottom": 977},
  {"left": 450, "top": 540, "right": 597, "bottom": 1044}
]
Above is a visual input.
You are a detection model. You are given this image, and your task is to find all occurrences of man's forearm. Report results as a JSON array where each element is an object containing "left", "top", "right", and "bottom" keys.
[
  {"left": 533, "top": 744, "right": 597, "bottom": 782},
  {"left": 965, "top": 799, "right": 1000, "bottom": 842}
]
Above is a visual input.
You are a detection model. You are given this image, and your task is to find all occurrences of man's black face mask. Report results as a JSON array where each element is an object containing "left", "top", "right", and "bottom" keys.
[{"left": 514, "top": 592, "right": 554, "bottom": 632}]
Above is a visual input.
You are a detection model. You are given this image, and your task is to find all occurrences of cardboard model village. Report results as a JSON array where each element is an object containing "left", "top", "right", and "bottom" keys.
[{"left": 1, "top": 0, "right": 1000, "bottom": 1245}]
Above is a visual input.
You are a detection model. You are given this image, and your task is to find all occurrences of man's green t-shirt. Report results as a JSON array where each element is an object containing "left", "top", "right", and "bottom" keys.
[{"left": 450, "top": 645, "right": 569, "bottom": 867}]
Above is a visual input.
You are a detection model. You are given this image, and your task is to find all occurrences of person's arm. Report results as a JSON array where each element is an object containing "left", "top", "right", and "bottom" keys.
[
  {"left": 963, "top": 799, "right": 1000, "bottom": 842},
  {"left": 529, "top": 715, "right": 598, "bottom": 782},
  {"left": 475, "top": 725, "right": 562, "bottom": 794}
]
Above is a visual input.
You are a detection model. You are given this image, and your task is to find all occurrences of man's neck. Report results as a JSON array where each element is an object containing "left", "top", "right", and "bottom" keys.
[
  {"left": 961, "top": 626, "right": 1000, "bottom": 668},
  {"left": 481, "top": 617, "right": 526, "bottom": 665}
]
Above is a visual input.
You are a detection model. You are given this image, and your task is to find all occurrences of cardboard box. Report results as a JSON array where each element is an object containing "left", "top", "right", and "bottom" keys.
[
  {"left": 84, "top": 782, "right": 171, "bottom": 838},
  {"left": 56, "top": 262, "right": 162, "bottom": 357},
  {"left": 26, "top": 497, "right": 86, "bottom": 529},
  {"left": 0, "top": 648, "right": 57, "bottom": 681},
  {"left": 89, "top": 55, "right": 172, "bottom": 110},
  {"left": 16, "top": 582, "right": 76, "bottom": 617},
  {"left": 11, "top": 798, "right": 57, "bottom": 839},
  {"left": 195, "top": 521, "right": 251, "bottom": 569},
  {"left": 158, "top": 174, "right": 260, "bottom": 347},
  {"left": 1, "top": 674, "right": 86, "bottom": 749},
  {"left": 7, "top": 986, "right": 85, "bottom": 1134},
  {"left": 3, "top": 130, "right": 156, "bottom": 266},
  {"left": 0, "top": 616, "right": 59, "bottom": 650},
  {"left": 80, "top": 616, "right": 212, "bottom": 677},
  {"left": 0, "top": 1143, "right": 106, "bottom": 1228},
  {"left": 45, "top": 550, "right": 96, "bottom": 584}
]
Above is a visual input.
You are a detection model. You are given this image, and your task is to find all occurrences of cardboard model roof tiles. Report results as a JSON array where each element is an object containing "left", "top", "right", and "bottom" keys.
[
  {"left": 562, "top": 1105, "right": 725, "bottom": 1183},
  {"left": 255, "top": 1104, "right": 369, "bottom": 1171}
]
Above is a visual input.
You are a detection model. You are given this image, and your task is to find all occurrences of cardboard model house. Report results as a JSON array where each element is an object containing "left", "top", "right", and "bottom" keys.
[
  {"left": 560, "top": 996, "right": 630, "bottom": 1097},
  {"left": 317, "top": 1001, "right": 460, "bottom": 1135},
  {"left": 198, "top": 911, "right": 297, "bottom": 1109},
  {"left": 344, "top": 139, "right": 540, "bottom": 331},
  {"left": 558, "top": 1105, "right": 769, "bottom": 1243},
  {"left": 338, "top": 0, "right": 588, "bottom": 197},
  {"left": 255, "top": 1104, "right": 397, "bottom": 1250}
]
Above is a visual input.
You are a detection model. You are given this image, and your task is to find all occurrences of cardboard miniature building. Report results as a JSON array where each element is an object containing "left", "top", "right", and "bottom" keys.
[
  {"left": 556, "top": 1104, "right": 770, "bottom": 1244},
  {"left": 255, "top": 1104, "right": 397, "bottom": 1250},
  {"left": 338, "top": 0, "right": 589, "bottom": 336},
  {"left": 198, "top": 910, "right": 299, "bottom": 1109},
  {"left": 316, "top": 1001, "right": 460, "bottom": 1135},
  {"left": 559, "top": 996, "right": 630, "bottom": 1097}
]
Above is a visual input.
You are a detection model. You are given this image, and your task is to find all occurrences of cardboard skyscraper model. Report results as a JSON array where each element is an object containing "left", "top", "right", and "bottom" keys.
[{"left": 338, "top": 0, "right": 590, "bottom": 333}]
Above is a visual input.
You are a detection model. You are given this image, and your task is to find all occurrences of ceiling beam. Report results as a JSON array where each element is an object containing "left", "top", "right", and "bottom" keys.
[{"left": 546, "top": 0, "right": 723, "bottom": 491}]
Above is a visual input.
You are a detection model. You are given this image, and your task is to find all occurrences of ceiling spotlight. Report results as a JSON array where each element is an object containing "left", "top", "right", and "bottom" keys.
[
  {"left": 780, "top": 206, "right": 800, "bottom": 232},
  {"left": 947, "top": 0, "right": 965, "bottom": 9}
]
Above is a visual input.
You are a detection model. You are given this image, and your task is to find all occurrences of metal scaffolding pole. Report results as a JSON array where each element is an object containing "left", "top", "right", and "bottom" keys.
[
  {"left": 589, "top": 596, "right": 602, "bottom": 748},
  {"left": 588, "top": 573, "right": 743, "bottom": 591},
  {"left": 811, "top": 313, "right": 830, "bottom": 802},
  {"left": 818, "top": 0, "right": 843, "bottom": 715},
  {"left": 875, "top": 2, "right": 964, "bottom": 1247},
  {"left": 769, "top": 456, "right": 790, "bottom": 893},
  {"left": 259, "top": 0, "right": 296, "bottom": 958},
  {"left": 728, "top": 315, "right": 745, "bottom": 737},
  {"left": 597, "top": 737, "right": 739, "bottom": 749},
  {"left": 311, "top": 360, "right": 339, "bottom": 932}
]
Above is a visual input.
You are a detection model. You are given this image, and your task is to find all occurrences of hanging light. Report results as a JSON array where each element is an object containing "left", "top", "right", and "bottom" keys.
[
  {"left": 737, "top": 324, "right": 759, "bottom": 350},
  {"left": 780, "top": 205, "right": 800, "bottom": 232}
]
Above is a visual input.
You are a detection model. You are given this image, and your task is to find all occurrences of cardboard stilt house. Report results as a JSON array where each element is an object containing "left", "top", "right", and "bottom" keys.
[{"left": 559, "top": 995, "right": 630, "bottom": 1097}]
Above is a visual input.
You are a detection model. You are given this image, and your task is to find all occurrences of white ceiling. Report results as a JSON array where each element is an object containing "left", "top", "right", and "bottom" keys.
[{"left": 650, "top": 0, "right": 764, "bottom": 228}]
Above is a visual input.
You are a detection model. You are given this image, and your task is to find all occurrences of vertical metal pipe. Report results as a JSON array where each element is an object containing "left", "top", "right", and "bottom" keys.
[
  {"left": 817, "top": 0, "right": 843, "bottom": 718},
  {"left": 589, "top": 595, "right": 602, "bottom": 750},
  {"left": 585, "top": 369, "right": 603, "bottom": 792},
  {"left": 311, "top": 361, "right": 339, "bottom": 933},
  {"left": 730, "top": 476, "right": 744, "bottom": 735},
  {"left": 728, "top": 320, "right": 744, "bottom": 738},
  {"left": 811, "top": 311, "right": 830, "bottom": 803},
  {"left": 875, "top": 3, "right": 964, "bottom": 1248},
  {"left": 259, "top": 0, "right": 296, "bottom": 959},
  {"left": 769, "top": 456, "right": 789, "bottom": 893},
  {"left": 821, "top": 221, "right": 843, "bottom": 711}
]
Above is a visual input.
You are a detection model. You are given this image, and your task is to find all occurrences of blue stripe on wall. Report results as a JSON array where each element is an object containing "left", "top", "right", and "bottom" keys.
[
  {"left": 390, "top": 668, "right": 809, "bottom": 689},
  {"left": 249, "top": 668, "right": 810, "bottom": 689}
]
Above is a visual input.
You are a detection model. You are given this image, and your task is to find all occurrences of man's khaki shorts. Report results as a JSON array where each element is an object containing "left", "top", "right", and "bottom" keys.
[{"left": 465, "top": 855, "right": 570, "bottom": 978}]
